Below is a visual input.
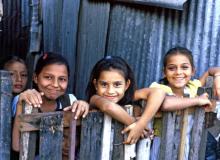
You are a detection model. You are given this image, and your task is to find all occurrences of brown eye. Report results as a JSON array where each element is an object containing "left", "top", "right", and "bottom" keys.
[
  {"left": 167, "top": 67, "right": 176, "bottom": 71},
  {"left": 114, "top": 82, "right": 123, "bottom": 88},
  {"left": 59, "top": 77, "right": 67, "bottom": 82}
]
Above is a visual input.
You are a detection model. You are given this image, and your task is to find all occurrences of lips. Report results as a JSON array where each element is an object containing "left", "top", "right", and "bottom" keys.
[{"left": 14, "top": 84, "right": 23, "bottom": 89}]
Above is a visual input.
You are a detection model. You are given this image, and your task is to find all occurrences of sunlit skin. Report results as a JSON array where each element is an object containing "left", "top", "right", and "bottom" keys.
[
  {"left": 164, "top": 54, "right": 195, "bottom": 96},
  {"left": 93, "top": 69, "right": 130, "bottom": 103},
  {"left": 5, "top": 62, "right": 28, "bottom": 94},
  {"left": 33, "top": 64, "right": 68, "bottom": 101}
]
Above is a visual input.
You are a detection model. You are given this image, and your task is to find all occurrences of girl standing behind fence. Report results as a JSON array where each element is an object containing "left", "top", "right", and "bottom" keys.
[
  {"left": 149, "top": 46, "right": 220, "bottom": 160},
  {"left": 2, "top": 56, "right": 28, "bottom": 160},
  {"left": 12, "top": 52, "right": 89, "bottom": 158},
  {"left": 2, "top": 56, "right": 28, "bottom": 117},
  {"left": 86, "top": 56, "right": 166, "bottom": 144}
]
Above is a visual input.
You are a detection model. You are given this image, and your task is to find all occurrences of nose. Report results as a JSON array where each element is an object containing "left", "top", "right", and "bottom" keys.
[
  {"left": 176, "top": 67, "right": 182, "bottom": 74},
  {"left": 52, "top": 79, "right": 59, "bottom": 87},
  {"left": 15, "top": 73, "right": 22, "bottom": 82},
  {"left": 107, "top": 85, "right": 114, "bottom": 94}
]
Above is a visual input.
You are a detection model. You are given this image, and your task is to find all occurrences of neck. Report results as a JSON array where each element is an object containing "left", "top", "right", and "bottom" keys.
[
  {"left": 40, "top": 96, "right": 57, "bottom": 112},
  {"left": 171, "top": 87, "right": 184, "bottom": 97}
]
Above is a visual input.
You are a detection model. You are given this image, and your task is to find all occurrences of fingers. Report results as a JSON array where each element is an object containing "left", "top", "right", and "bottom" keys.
[
  {"left": 65, "top": 100, "right": 89, "bottom": 119},
  {"left": 19, "top": 89, "right": 43, "bottom": 107},
  {"left": 121, "top": 126, "right": 130, "bottom": 134}
]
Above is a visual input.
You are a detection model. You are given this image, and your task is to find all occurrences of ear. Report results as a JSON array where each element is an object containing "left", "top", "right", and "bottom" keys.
[
  {"left": 93, "top": 79, "right": 97, "bottom": 90},
  {"left": 33, "top": 73, "right": 38, "bottom": 84},
  {"left": 125, "top": 79, "right": 131, "bottom": 90}
]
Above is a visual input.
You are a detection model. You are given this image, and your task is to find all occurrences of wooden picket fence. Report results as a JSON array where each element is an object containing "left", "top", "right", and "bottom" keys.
[{"left": 0, "top": 70, "right": 216, "bottom": 160}]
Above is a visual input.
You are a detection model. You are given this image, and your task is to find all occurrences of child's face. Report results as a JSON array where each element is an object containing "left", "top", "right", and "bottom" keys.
[
  {"left": 5, "top": 62, "right": 28, "bottom": 94},
  {"left": 94, "top": 69, "right": 130, "bottom": 103},
  {"left": 33, "top": 64, "right": 68, "bottom": 100},
  {"left": 164, "top": 54, "right": 195, "bottom": 91}
]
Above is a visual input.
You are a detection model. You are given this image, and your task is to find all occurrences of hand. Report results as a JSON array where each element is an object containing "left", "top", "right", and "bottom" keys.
[
  {"left": 18, "top": 89, "right": 44, "bottom": 107},
  {"left": 197, "top": 93, "right": 213, "bottom": 112},
  {"left": 121, "top": 121, "right": 146, "bottom": 145},
  {"left": 63, "top": 100, "right": 89, "bottom": 119}
]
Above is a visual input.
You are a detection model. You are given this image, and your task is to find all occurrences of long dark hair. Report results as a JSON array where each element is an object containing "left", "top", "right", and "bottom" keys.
[{"left": 86, "top": 56, "right": 136, "bottom": 105}]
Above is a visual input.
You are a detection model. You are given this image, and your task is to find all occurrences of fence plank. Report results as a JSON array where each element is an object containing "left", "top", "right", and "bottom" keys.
[
  {"left": 19, "top": 106, "right": 37, "bottom": 160},
  {"left": 159, "top": 112, "right": 177, "bottom": 160},
  {"left": 79, "top": 111, "right": 103, "bottom": 160},
  {"left": 69, "top": 113, "right": 76, "bottom": 160},
  {"left": 0, "top": 71, "right": 12, "bottom": 159},
  {"left": 39, "top": 113, "right": 63, "bottom": 160},
  {"left": 112, "top": 120, "right": 124, "bottom": 160},
  {"left": 189, "top": 76, "right": 214, "bottom": 160}
]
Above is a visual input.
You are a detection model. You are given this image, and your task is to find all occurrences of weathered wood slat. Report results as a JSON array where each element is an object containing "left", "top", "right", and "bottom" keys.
[
  {"left": 188, "top": 107, "right": 205, "bottom": 160},
  {"left": 124, "top": 105, "right": 136, "bottom": 160},
  {"left": 189, "top": 76, "right": 214, "bottom": 160},
  {"left": 101, "top": 114, "right": 112, "bottom": 160},
  {"left": 39, "top": 114, "right": 63, "bottom": 160},
  {"left": 112, "top": 120, "right": 124, "bottom": 160},
  {"left": 0, "top": 71, "right": 12, "bottom": 159},
  {"left": 19, "top": 105, "right": 37, "bottom": 160},
  {"left": 19, "top": 111, "right": 80, "bottom": 132},
  {"left": 159, "top": 112, "right": 176, "bottom": 160},
  {"left": 79, "top": 111, "right": 103, "bottom": 160},
  {"left": 69, "top": 113, "right": 77, "bottom": 160}
]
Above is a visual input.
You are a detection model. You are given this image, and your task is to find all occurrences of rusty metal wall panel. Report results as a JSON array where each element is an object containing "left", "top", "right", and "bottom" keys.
[
  {"left": 74, "top": 0, "right": 110, "bottom": 98},
  {"left": 106, "top": 0, "right": 220, "bottom": 88}
]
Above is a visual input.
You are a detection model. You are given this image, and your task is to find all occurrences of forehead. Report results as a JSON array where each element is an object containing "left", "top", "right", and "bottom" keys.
[
  {"left": 166, "top": 54, "right": 191, "bottom": 65},
  {"left": 98, "top": 69, "right": 125, "bottom": 81},
  {"left": 39, "top": 64, "right": 68, "bottom": 76},
  {"left": 5, "top": 61, "right": 27, "bottom": 71}
]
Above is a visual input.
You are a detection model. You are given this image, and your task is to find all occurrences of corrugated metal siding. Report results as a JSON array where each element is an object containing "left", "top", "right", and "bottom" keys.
[
  {"left": 75, "top": 0, "right": 110, "bottom": 98},
  {"left": 42, "top": 0, "right": 80, "bottom": 92},
  {"left": 0, "top": 0, "right": 29, "bottom": 58},
  {"left": 105, "top": 0, "right": 220, "bottom": 89},
  {"left": 4, "top": 0, "right": 219, "bottom": 98}
]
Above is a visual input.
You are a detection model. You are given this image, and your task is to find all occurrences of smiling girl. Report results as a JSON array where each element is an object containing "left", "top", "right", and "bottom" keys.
[
  {"left": 12, "top": 53, "right": 89, "bottom": 158},
  {"left": 149, "top": 46, "right": 220, "bottom": 160},
  {"left": 86, "top": 56, "right": 166, "bottom": 144}
]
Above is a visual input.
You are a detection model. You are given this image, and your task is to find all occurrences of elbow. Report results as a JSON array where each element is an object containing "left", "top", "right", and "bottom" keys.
[{"left": 151, "top": 88, "right": 166, "bottom": 98}]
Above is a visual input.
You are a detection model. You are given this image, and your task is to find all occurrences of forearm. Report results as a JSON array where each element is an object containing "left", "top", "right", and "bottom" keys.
[
  {"left": 161, "top": 96, "right": 200, "bottom": 111},
  {"left": 137, "top": 88, "right": 166, "bottom": 127},
  {"left": 208, "top": 67, "right": 220, "bottom": 76},
  {"left": 12, "top": 104, "right": 22, "bottom": 151},
  {"left": 90, "top": 95, "right": 135, "bottom": 125}
]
